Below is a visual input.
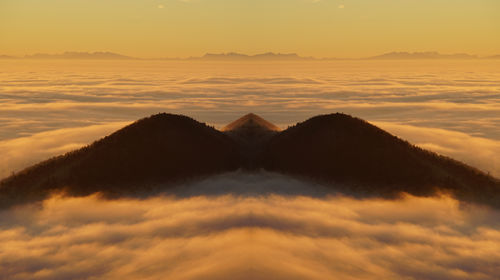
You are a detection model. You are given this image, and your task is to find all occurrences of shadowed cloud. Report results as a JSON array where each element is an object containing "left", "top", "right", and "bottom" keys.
[{"left": 1, "top": 173, "right": 499, "bottom": 280}]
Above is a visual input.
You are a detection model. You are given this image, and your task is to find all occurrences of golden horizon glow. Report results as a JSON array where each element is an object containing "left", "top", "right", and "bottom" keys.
[{"left": 1, "top": 0, "right": 499, "bottom": 58}]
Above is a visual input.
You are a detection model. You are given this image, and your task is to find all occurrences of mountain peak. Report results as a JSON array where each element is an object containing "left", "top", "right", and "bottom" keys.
[
  {"left": 368, "top": 51, "right": 478, "bottom": 60},
  {"left": 24, "top": 51, "right": 134, "bottom": 60},
  {"left": 198, "top": 52, "right": 308, "bottom": 60},
  {"left": 223, "top": 113, "right": 280, "bottom": 132}
]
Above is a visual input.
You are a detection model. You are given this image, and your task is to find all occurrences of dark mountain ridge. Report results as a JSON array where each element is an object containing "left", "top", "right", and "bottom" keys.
[
  {"left": 1, "top": 113, "right": 498, "bottom": 208},
  {"left": 223, "top": 113, "right": 279, "bottom": 169},
  {"left": 261, "top": 114, "right": 498, "bottom": 204},
  {"left": 0, "top": 114, "right": 241, "bottom": 207}
]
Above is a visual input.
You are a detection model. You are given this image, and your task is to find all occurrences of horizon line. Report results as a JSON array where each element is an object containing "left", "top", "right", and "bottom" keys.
[{"left": 1, "top": 51, "right": 499, "bottom": 60}]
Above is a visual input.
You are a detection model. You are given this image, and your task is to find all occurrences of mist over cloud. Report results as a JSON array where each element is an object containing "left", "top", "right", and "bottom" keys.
[
  {"left": 0, "top": 123, "right": 128, "bottom": 179},
  {"left": 1, "top": 173, "right": 499, "bottom": 280},
  {"left": 375, "top": 122, "right": 500, "bottom": 177}
]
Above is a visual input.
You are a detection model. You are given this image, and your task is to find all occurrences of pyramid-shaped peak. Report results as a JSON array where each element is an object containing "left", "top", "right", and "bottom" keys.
[{"left": 223, "top": 113, "right": 280, "bottom": 132}]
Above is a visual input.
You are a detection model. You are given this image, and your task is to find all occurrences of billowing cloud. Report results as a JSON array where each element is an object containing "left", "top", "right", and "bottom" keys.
[
  {"left": 0, "top": 122, "right": 128, "bottom": 179},
  {"left": 1, "top": 60, "right": 499, "bottom": 137},
  {"left": 375, "top": 122, "right": 500, "bottom": 177},
  {"left": 1, "top": 173, "right": 499, "bottom": 279}
]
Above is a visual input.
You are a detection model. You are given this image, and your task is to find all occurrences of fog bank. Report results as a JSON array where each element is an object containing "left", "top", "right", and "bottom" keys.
[{"left": 1, "top": 174, "right": 499, "bottom": 280}]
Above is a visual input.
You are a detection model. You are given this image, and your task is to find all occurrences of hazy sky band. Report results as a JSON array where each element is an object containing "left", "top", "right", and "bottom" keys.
[{"left": 1, "top": 0, "right": 499, "bottom": 57}]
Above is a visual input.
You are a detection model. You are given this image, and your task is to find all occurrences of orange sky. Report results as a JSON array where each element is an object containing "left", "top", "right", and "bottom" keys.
[{"left": 1, "top": 0, "right": 499, "bottom": 58}]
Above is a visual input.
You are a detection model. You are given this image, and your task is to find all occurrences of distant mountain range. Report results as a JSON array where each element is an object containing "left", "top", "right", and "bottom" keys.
[
  {"left": 0, "top": 51, "right": 314, "bottom": 61},
  {"left": 24, "top": 51, "right": 135, "bottom": 60},
  {"left": 0, "top": 55, "right": 17, "bottom": 59},
  {"left": 367, "top": 51, "right": 479, "bottom": 60},
  {"left": 192, "top": 52, "right": 315, "bottom": 61},
  {"left": 1, "top": 51, "right": 499, "bottom": 60},
  {"left": 0, "top": 51, "right": 134, "bottom": 60},
  {"left": 1, "top": 113, "right": 498, "bottom": 209}
]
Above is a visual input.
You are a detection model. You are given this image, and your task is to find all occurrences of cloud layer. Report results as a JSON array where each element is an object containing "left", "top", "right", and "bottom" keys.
[
  {"left": 1, "top": 173, "right": 500, "bottom": 280},
  {"left": 0, "top": 122, "right": 128, "bottom": 179},
  {"left": 375, "top": 122, "right": 500, "bottom": 177},
  {"left": 1, "top": 60, "right": 499, "bottom": 178},
  {"left": 2, "top": 60, "right": 499, "bottom": 137}
]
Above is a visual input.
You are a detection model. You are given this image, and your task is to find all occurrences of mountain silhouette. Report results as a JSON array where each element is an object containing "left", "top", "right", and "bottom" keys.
[
  {"left": 368, "top": 52, "right": 478, "bottom": 60},
  {"left": 4, "top": 51, "right": 496, "bottom": 60},
  {"left": 0, "top": 55, "right": 18, "bottom": 59},
  {"left": 223, "top": 113, "right": 279, "bottom": 140},
  {"left": 24, "top": 51, "right": 135, "bottom": 60},
  {"left": 1, "top": 113, "right": 499, "bottom": 208},
  {"left": 261, "top": 114, "right": 498, "bottom": 203},
  {"left": 196, "top": 52, "right": 313, "bottom": 61},
  {"left": 222, "top": 113, "right": 280, "bottom": 168},
  {"left": 0, "top": 114, "right": 241, "bottom": 207}
]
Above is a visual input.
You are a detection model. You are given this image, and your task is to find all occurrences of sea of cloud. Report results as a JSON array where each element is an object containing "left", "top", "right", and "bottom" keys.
[
  {"left": 1, "top": 60, "right": 499, "bottom": 279},
  {"left": 1, "top": 173, "right": 499, "bottom": 280},
  {"left": 1, "top": 60, "right": 499, "bottom": 178}
]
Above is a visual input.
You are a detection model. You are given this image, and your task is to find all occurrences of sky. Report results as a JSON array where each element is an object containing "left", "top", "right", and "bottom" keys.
[{"left": 1, "top": 0, "right": 499, "bottom": 58}]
